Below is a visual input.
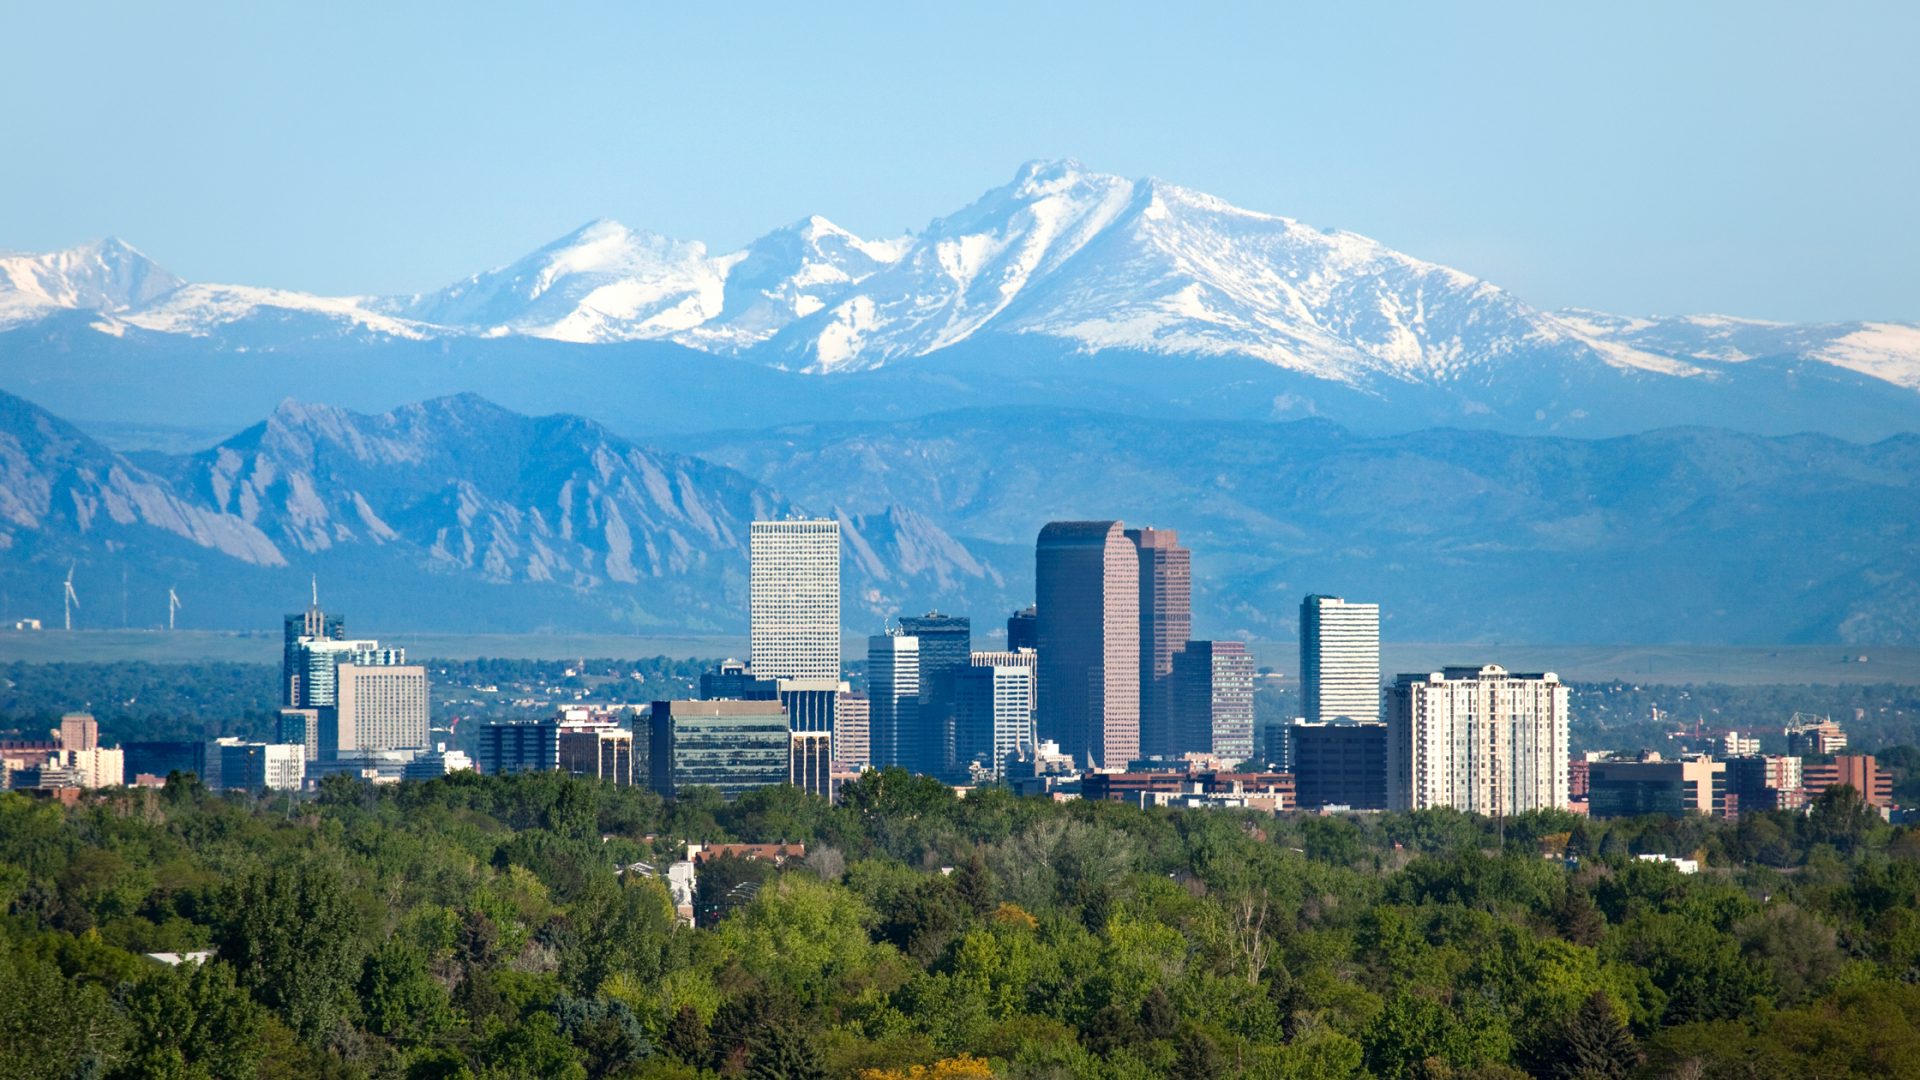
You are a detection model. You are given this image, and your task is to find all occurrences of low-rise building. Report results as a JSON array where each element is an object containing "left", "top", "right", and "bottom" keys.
[{"left": 1586, "top": 753, "right": 1725, "bottom": 818}]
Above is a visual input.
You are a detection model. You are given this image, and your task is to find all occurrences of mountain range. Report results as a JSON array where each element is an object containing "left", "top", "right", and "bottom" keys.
[
  {"left": 3, "top": 160, "right": 1918, "bottom": 441},
  {"left": 4, "top": 388, "right": 1917, "bottom": 645}
]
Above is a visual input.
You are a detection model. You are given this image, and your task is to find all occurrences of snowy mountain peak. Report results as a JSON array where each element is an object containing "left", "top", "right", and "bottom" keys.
[{"left": 0, "top": 236, "right": 183, "bottom": 327}]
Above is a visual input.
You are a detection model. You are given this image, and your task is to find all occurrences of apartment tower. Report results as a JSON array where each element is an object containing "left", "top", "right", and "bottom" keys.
[{"left": 1386, "top": 665, "right": 1570, "bottom": 815}]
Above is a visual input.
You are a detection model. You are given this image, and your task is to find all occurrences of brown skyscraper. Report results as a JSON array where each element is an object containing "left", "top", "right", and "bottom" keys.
[
  {"left": 1125, "top": 527, "right": 1191, "bottom": 758},
  {"left": 1035, "top": 521, "right": 1140, "bottom": 768}
]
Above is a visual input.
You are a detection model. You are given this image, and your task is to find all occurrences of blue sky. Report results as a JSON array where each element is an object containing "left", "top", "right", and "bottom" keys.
[{"left": 2, "top": 2, "right": 1913, "bottom": 321}]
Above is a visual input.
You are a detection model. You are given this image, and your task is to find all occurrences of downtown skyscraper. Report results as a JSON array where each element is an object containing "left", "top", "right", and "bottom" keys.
[
  {"left": 1299, "top": 595, "right": 1381, "bottom": 727},
  {"left": 1125, "top": 527, "right": 1191, "bottom": 758},
  {"left": 749, "top": 519, "right": 841, "bottom": 682},
  {"left": 1035, "top": 521, "right": 1140, "bottom": 768}
]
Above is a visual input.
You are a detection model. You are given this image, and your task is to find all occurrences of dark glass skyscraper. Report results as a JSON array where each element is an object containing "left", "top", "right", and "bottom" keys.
[
  {"left": 1125, "top": 527, "right": 1191, "bottom": 758},
  {"left": 899, "top": 612, "right": 970, "bottom": 776},
  {"left": 1035, "top": 521, "right": 1140, "bottom": 769},
  {"left": 1006, "top": 606, "right": 1038, "bottom": 651}
]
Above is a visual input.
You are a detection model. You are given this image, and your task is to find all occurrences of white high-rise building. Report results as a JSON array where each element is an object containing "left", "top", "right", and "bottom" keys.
[
  {"left": 750, "top": 519, "right": 842, "bottom": 682},
  {"left": 1299, "top": 595, "right": 1381, "bottom": 729},
  {"left": 957, "top": 653, "right": 1037, "bottom": 778},
  {"left": 1387, "top": 665, "right": 1570, "bottom": 815},
  {"left": 867, "top": 631, "right": 919, "bottom": 770}
]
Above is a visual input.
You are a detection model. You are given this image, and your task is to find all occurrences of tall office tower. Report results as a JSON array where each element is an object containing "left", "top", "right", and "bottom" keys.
[
  {"left": 1299, "top": 595, "right": 1381, "bottom": 726},
  {"left": 971, "top": 647, "right": 1038, "bottom": 744},
  {"left": 322, "top": 663, "right": 429, "bottom": 758},
  {"left": 749, "top": 519, "right": 842, "bottom": 682},
  {"left": 789, "top": 730, "right": 834, "bottom": 801},
  {"left": 647, "top": 700, "right": 791, "bottom": 800},
  {"left": 700, "top": 659, "right": 778, "bottom": 701},
  {"left": 1386, "top": 665, "right": 1570, "bottom": 814},
  {"left": 1124, "top": 528, "right": 1191, "bottom": 758},
  {"left": 1006, "top": 606, "right": 1038, "bottom": 651},
  {"left": 899, "top": 612, "right": 971, "bottom": 776},
  {"left": 1290, "top": 720, "right": 1389, "bottom": 810},
  {"left": 953, "top": 659, "right": 1036, "bottom": 779},
  {"left": 282, "top": 586, "right": 345, "bottom": 707},
  {"left": 1035, "top": 521, "right": 1140, "bottom": 769},
  {"left": 1170, "top": 640, "right": 1255, "bottom": 762},
  {"left": 867, "top": 631, "right": 920, "bottom": 770},
  {"left": 57, "top": 712, "right": 99, "bottom": 751},
  {"left": 558, "top": 727, "right": 636, "bottom": 786},
  {"left": 833, "top": 691, "right": 871, "bottom": 770}
]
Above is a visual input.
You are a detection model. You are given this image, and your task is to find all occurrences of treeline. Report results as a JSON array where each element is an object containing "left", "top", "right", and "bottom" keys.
[{"left": 3, "top": 771, "right": 1920, "bottom": 1078}]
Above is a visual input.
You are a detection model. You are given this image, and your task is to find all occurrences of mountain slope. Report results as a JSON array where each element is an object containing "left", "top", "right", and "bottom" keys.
[
  {"left": 668, "top": 406, "right": 1920, "bottom": 644},
  {"left": 0, "top": 390, "right": 1005, "bottom": 633}
]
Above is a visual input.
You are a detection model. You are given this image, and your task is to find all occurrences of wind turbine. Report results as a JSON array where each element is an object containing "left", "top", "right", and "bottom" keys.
[
  {"left": 62, "top": 563, "right": 79, "bottom": 631},
  {"left": 168, "top": 587, "right": 181, "bottom": 631}
]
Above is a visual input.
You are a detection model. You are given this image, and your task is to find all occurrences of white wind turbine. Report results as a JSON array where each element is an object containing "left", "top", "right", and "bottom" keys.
[
  {"left": 168, "top": 586, "right": 181, "bottom": 631},
  {"left": 62, "top": 563, "right": 79, "bottom": 631}
]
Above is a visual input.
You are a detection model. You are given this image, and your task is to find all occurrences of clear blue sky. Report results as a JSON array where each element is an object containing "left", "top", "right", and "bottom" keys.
[{"left": 2, "top": 2, "right": 1913, "bottom": 322}]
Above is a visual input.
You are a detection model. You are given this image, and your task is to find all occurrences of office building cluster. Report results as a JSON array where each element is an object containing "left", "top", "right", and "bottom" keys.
[{"left": 1571, "top": 710, "right": 1895, "bottom": 821}]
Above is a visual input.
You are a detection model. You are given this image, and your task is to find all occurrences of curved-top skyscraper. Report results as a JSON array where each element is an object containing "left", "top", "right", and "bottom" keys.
[{"left": 1035, "top": 521, "right": 1140, "bottom": 768}]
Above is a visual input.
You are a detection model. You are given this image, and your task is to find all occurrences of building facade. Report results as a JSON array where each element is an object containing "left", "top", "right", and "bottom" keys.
[
  {"left": 558, "top": 727, "right": 636, "bottom": 786},
  {"left": 1170, "top": 640, "right": 1255, "bottom": 761},
  {"left": 647, "top": 700, "right": 791, "bottom": 800},
  {"left": 1035, "top": 520, "right": 1140, "bottom": 769},
  {"left": 867, "top": 631, "right": 920, "bottom": 770},
  {"left": 324, "top": 662, "right": 429, "bottom": 757},
  {"left": 1290, "top": 720, "right": 1389, "bottom": 810},
  {"left": 1006, "top": 606, "right": 1038, "bottom": 651},
  {"left": 1125, "top": 528, "right": 1192, "bottom": 759},
  {"left": 283, "top": 594, "right": 345, "bottom": 707},
  {"left": 900, "top": 612, "right": 971, "bottom": 777},
  {"left": 210, "top": 740, "right": 305, "bottom": 793},
  {"left": 1803, "top": 755, "right": 1894, "bottom": 808},
  {"left": 789, "top": 730, "right": 834, "bottom": 801},
  {"left": 749, "top": 519, "right": 841, "bottom": 682},
  {"left": 1587, "top": 754, "right": 1726, "bottom": 818},
  {"left": 1300, "top": 595, "right": 1381, "bottom": 727},
  {"left": 834, "top": 691, "right": 870, "bottom": 770},
  {"left": 1387, "top": 665, "right": 1570, "bottom": 815},
  {"left": 700, "top": 659, "right": 778, "bottom": 701},
  {"left": 953, "top": 659, "right": 1036, "bottom": 779}
]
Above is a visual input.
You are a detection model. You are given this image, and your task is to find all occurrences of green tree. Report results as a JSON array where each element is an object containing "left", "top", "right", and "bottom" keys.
[
  {"left": 211, "top": 860, "right": 363, "bottom": 1044},
  {"left": 114, "top": 959, "right": 264, "bottom": 1080},
  {"left": 361, "top": 938, "right": 454, "bottom": 1045},
  {"left": 1541, "top": 991, "right": 1636, "bottom": 1080}
]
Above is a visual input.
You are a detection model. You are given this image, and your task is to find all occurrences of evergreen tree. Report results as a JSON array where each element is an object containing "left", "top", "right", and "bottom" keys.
[
  {"left": 746, "top": 1021, "right": 826, "bottom": 1080},
  {"left": 1549, "top": 992, "right": 1637, "bottom": 1080}
]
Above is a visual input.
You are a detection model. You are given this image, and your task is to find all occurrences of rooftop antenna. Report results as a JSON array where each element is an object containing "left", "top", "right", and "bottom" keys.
[
  {"left": 311, "top": 574, "right": 319, "bottom": 608},
  {"left": 63, "top": 562, "right": 79, "bottom": 631},
  {"left": 168, "top": 587, "right": 181, "bottom": 631}
]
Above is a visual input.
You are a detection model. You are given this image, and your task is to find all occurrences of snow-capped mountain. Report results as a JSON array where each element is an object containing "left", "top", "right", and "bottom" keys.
[
  {"left": 1557, "top": 309, "right": 1920, "bottom": 390},
  {"left": 766, "top": 160, "right": 1695, "bottom": 379},
  {"left": 392, "top": 219, "right": 731, "bottom": 343},
  {"left": 2, "top": 160, "right": 1916, "bottom": 397},
  {"left": 0, "top": 238, "right": 182, "bottom": 329}
]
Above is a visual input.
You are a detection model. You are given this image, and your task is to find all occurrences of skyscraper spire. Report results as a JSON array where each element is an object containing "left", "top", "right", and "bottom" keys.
[{"left": 311, "top": 574, "right": 318, "bottom": 608}]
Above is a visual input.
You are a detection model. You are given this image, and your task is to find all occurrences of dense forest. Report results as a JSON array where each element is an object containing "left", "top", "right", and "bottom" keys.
[{"left": 3, "top": 770, "right": 1919, "bottom": 1079}]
